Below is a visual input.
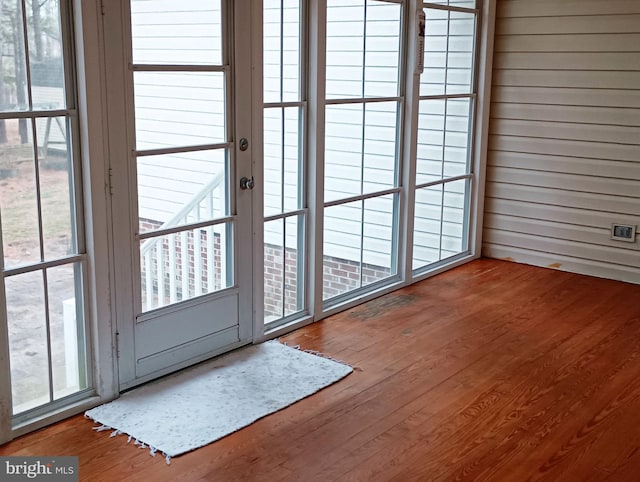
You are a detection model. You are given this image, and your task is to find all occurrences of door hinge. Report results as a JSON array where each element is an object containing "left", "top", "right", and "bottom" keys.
[
  {"left": 100, "top": 0, "right": 105, "bottom": 16},
  {"left": 108, "top": 167, "right": 114, "bottom": 196},
  {"left": 115, "top": 331, "right": 120, "bottom": 358}
]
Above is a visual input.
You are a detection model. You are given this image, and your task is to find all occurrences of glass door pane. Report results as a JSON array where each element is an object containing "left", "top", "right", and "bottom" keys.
[{"left": 130, "top": 0, "right": 232, "bottom": 313}]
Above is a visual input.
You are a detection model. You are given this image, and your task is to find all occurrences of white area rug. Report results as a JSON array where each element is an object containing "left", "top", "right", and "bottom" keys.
[{"left": 85, "top": 341, "right": 352, "bottom": 463}]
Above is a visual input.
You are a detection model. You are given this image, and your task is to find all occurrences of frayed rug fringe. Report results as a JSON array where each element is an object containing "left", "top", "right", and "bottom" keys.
[{"left": 86, "top": 418, "right": 172, "bottom": 465}]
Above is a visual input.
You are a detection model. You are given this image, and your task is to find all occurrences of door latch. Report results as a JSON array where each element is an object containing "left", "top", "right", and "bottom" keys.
[{"left": 240, "top": 176, "right": 255, "bottom": 190}]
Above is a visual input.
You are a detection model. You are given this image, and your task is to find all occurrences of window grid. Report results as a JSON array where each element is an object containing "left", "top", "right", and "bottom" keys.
[
  {"left": 322, "top": 0, "right": 404, "bottom": 304},
  {"left": 1, "top": 0, "right": 90, "bottom": 419},
  {"left": 263, "top": 0, "right": 307, "bottom": 324},
  {"left": 412, "top": 2, "right": 478, "bottom": 273},
  {"left": 130, "top": 0, "right": 237, "bottom": 312}
]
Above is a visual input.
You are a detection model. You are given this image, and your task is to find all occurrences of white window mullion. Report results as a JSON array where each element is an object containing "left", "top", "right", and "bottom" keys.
[
  {"left": 307, "top": 0, "right": 327, "bottom": 321},
  {"left": 42, "top": 270, "right": 55, "bottom": 404},
  {"left": 402, "top": 0, "right": 426, "bottom": 281},
  {"left": 0, "top": 270, "right": 11, "bottom": 443},
  {"left": 252, "top": 0, "right": 267, "bottom": 338}
]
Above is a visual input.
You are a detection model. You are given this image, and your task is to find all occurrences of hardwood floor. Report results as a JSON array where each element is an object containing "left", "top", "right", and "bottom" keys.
[{"left": 2, "top": 259, "right": 640, "bottom": 481}]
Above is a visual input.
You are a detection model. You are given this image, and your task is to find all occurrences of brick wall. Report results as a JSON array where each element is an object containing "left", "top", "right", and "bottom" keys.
[
  {"left": 322, "top": 255, "right": 391, "bottom": 300},
  {"left": 264, "top": 244, "right": 392, "bottom": 319},
  {"left": 140, "top": 218, "right": 392, "bottom": 317},
  {"left": 264, "top": 244, "right": 300, "bottom": 319}
]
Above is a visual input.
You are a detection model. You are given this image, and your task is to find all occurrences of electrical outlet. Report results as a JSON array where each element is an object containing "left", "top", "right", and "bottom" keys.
[{"left": 610, "top": 223, "right": 636, "bottom": 242}]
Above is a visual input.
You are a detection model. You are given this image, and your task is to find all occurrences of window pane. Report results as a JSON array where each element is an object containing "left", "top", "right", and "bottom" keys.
[
  {"left": 326, "top": 1, "right": 363, "bottom": 99},
  {"left": 134, "top": 71, "right": 226, "bottom": 151},
  {"left": 264, "top": 107, "right": 302, "bottom": 217},
  {"left": 28, "top": 0, "right": 66, "bottom": 110},
  {"left": 364, "top": 1, "right": 401, "bottom": 98},
  {"left": 441, "top": 180, "right": 467, "bottom": 257},
  {"left": 362, "top": 194, "right": 395, "bottom": 286},
  {"left": 140, "top": 222, "right": 233, "bottom": 312},
  {"left": 264, "top": 218, "right": 284, "bottom": 320},
  {"left": 284, "top": 215, "right": 304, "bottom": 316},
  {"left": 326, "top": 0, "right": 401, "bottom": 99},
  {"left": 323, "top": 200, "right": 362, "bottom": 300},
  {"left": 325, "top": 102, "right": 398, "bottom": 203},
  {"left": 0, "top": 2, "right": 29, "bottom": 112},
  {"left": 264, "top": 214, "right": 305, "bottom": 322},
  {"left": 0, "top": 118, "right": 41, "bottom": 268},
  {"left": 137, "top": 149, "right": 228, "bottom": 234},
  {"left": 6, "top": 270, "right": 49, "bottom": 414},
  {"left": 413, "top": 179, "right": 468, "bottom": 271},
  {"left": 416, "top": 98, "right": 471, "bottom": 185},
  {"left": 363, "top": 102, "right": 398, "bottom": 193},
  {"left": 325, "top": 103, "right": 362, "bottom": 201},
  {"left": 47, "top": 263, "right": 88, "bottom": 400},
  {"left": 131, "top": 0, "right": 223, "bottom": 65},
  {"left": 37, "top": 116, "right": 77, "bottom": 259},
  {"left": 323, "top": 194, "right": 396, "bottom": 301},
  {"left": 420, "top": 10, "right": 475, "bottom": 96},
  {"left": 425, "top": 0, "right": 476, "bottom": 7},
  {"left": 264, "top": 0, "right": 301, "bottom": 103}
]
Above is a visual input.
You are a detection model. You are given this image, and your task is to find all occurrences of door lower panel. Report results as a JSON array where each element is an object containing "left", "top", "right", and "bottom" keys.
[{"left": 134, "top": 293, "right": 239, "bottom": 378}]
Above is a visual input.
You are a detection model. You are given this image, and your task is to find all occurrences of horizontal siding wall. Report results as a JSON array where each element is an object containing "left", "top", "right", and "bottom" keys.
[{"left": 484, "top": 0, "right": 640, "bottom": 284}]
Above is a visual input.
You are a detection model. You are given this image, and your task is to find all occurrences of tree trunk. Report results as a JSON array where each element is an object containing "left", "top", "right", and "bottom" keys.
[
  {"left": 31, "top": 0, "right": 42, "bottom": 60},
  {"left": 0, "top": 0, "right": 8, "bottom": 142},
  {"left": 14, "top": 0, "right": 28, "bottom": 143}
]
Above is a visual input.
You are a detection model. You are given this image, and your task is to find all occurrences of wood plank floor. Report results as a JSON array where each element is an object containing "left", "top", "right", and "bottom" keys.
[{"left": 2, "top": 259, "right": 640, "bottom": 481}]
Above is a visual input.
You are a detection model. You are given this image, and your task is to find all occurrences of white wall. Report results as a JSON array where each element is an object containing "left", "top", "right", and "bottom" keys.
[{"left": 483, "top": 0, "right": 640, "bottom": 284}]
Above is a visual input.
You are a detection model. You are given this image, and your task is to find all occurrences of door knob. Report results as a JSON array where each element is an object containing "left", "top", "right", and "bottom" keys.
[{"left": 240, "top": 176, "right": 255, "bottom": 190}]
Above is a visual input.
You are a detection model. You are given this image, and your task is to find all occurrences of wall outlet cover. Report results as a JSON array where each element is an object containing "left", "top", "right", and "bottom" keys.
[{"left": 610, "top": 224, "right": 637, "bottom": 242}]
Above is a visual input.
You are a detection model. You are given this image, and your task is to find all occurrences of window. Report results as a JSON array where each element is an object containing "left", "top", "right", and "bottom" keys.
[
  {"left": 322, "top": 0, "right": 403, "bottom": 304},
  {"left": 262, "top": 0, "right": 482, "bottom": 319},
  {"left": 263, "top": 0, "right": 307, "bottom": 324},
  {"left": 413, "top": 2, "right": 477, "bottom": 271},
  {"left": 0, "top": 0, "right": 90, "bottom": 419}
]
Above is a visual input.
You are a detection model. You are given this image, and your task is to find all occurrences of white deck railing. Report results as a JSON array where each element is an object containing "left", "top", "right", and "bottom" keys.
[{"left": 140, "top": 171, "right": 226, "bottom": 310}]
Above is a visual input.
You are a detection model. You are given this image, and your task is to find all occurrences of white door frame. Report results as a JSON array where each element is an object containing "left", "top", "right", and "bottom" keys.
[{"left": 102, "top": 0, "right": 259, "bottom": 390}]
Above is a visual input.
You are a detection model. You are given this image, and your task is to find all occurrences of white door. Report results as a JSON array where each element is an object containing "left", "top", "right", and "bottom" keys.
[{"left": 104, "top": 0, "right": 255, "bottom": 389}]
